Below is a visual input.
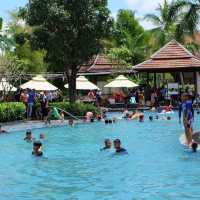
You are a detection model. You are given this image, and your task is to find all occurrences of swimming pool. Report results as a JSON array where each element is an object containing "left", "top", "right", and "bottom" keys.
[{"left": 0, "top": 112, "right": 200, "bottom": 200}]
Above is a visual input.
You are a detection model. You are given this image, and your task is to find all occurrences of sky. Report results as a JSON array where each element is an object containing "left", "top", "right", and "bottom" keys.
[{"left": 0, "top": 0, "right": 167, "bottom": 29}]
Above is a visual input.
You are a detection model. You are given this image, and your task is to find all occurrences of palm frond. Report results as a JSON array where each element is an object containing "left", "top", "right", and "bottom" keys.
[{"left": 144, "top": 14, "right": 162, "bottom": 26}]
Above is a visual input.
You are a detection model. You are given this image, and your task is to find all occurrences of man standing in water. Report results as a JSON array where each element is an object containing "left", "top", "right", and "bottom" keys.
[{"left": 179, "top": 94, "right": 194, "bottom": 146}]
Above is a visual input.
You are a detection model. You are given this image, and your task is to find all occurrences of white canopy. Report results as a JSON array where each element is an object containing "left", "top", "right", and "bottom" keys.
[
  {"left": 64, "top": 76, "right": 100, "bottom": 90},
  {"left": 20, "top": 75, "right": 58, "bottom": 91},
  {"left": 104, "top": 75, "right": 138, "bottom": 88},
  {"left": 0, "top": 78, "right": 17, "bottom": 92}
]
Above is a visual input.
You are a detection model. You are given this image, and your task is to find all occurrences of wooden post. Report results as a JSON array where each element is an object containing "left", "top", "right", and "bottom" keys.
[
  {"left": 180, "top": 72, "right": 184, "bottom": 86},
  {"left": 196, "top": 72, "right": 200, "bottom": 95},
  {"left": 154, "top": 73, "right": 156, "bottom": 88},
  {"left": 194, "top": 72, "right": 197, "bottom": 95},
  {"left": 147, "top": 72, "right": 149, "bottom": 84}
]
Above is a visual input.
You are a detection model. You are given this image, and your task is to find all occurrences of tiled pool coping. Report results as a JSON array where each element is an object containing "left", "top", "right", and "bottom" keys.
[{"left": 2, "top": 120, "right": 72, "bottom": 132}]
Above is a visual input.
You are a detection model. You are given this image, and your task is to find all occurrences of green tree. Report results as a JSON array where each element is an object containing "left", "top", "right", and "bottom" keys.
[
  {"left": 168, "top": 0, "right": 200, "bottom": 41},
  {"left": 109, "top": 9, "right": 151, "bottom": 66},
  {"left": 22, "top": 0, "right": 113, "bottom": 103},
  {"left": 145, "top": 0, "right": 176, "bottom": 48},
  {"left": 0, "top": 17, "right": 15, "bottom": 53},
  {"left": 6, "top": 10, "right": 47, "bottom": 73},
  {"left": 145, "top": 0, "right": 200, "bottom": 54}
]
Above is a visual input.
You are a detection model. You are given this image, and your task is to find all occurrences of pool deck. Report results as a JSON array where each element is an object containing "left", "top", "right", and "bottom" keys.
[{"left": 3, "top": 120, "right": 70, "bottom": 132}]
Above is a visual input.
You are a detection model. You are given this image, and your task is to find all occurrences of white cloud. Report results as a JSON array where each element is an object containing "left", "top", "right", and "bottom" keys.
[{"left": 125, "top": 0, "right": 167, "bottom": 15}]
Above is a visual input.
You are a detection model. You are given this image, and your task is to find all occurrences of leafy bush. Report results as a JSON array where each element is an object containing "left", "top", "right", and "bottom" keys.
[
  {"left": 49, "top": 102, "right": 100, "bottom": 117},
  {"left": 0, "top": 102, "right": 26, "bottom": 122}
]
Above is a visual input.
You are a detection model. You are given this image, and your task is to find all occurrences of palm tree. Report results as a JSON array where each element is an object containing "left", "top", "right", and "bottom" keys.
[
  {"left": 144, "top": 0, "right": 176, "bottom": 47},
  {"left": 169, "top": 0, "right": 200, "bottom": 38}
]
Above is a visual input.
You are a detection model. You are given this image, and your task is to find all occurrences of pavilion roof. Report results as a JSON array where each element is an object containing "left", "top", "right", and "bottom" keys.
[
  {"left": 78, "top": 54, "right": 132, "bottom": 75},
  {"left": 133, "top": 40, "right": 200, "bottom": 72}
]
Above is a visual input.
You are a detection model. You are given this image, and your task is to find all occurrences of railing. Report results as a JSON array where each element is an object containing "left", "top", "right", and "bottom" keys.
[{"left": 51, "top": 106, "right": 79, "bottom": 120}]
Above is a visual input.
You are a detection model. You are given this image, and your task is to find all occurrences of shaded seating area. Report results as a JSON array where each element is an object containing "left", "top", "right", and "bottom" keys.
[
  {"left": 133, "top": 39, "right": 200, "bottom": 106},
  {"left": 103, "top": 75, "right": 139, "bottom": 108}
]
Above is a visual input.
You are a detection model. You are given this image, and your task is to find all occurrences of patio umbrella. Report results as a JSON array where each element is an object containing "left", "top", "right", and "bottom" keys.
[
  {"left": 0, "top": 78, "right": 17, "bottom": 92},
  {"left": 64, "top": 76, "right": 100, "bottom": 90},
  {"left": 104, "top": 75, "right": 138, "bottom": 88},
  {"left": 20, "top": 75, "right": 58, "bottom": 91}
]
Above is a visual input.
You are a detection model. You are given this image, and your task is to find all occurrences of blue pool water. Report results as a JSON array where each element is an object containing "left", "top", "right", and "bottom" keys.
[{"left": 0, "top": 112, "right": 200, "bottom": 200}]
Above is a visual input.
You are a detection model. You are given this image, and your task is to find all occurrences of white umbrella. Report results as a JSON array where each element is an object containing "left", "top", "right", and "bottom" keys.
[
  {"left": 20, "top": 75, "right": 58, "bottom": 91},
  {"left": 0, "top": 78, "right": 17, "bottom": 92},
  {"left": 64, "top": 76, "right": 100, "bottom": 90},
  {"left": 104, "top": 75, "right": 138, "bottom": 88}
]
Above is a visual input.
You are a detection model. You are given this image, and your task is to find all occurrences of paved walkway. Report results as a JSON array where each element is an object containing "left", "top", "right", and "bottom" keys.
[{"left": 3, "top": 120, "right": 70, "bottom": 132}]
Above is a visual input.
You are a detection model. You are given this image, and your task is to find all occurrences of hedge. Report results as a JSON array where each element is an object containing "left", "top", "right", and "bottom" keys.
[
  {"left": 49, "top": 102, "right": 100, "bottom": 117},
  {"left": 0, "top": 102, "right": 26, "bottom": 122},
  {"left": 0, "top": 102, "right": 100, "bottom": 122}
]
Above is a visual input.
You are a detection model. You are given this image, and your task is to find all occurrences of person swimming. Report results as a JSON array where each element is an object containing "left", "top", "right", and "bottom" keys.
[
  {"left": 0, "top": 125, "right": 8, "bottom": 134},
  {"left": 149, "top": 116, "right": 153, "bottom": 121},
  {"left": 113, "top": 139, "right": 127, "bottom": 154},
  {"left": 123, "top": 109, "right": 130, "bottom": 118},
  {"left": 96, "top": 115, "right": 102, "bottom": 121},
  {"left": 112, "top": 117, "right": 117, "bottom": 123},
  {"left": 32, "top": 141, "right": 43, "bottom": 156},
  {"left": 139, "top": 115, "right": 144, "bottom": 122},
  {"left": 68, "top": 119, "right": 74, "bottom": 126},
  {"left": 24, "top": 130, "right": 34, "bottom": 142},
  {"left": 167, "top": 116, "right": 171, "bottom": 120},
  {"left": 100, "top": 139, "right": 112, "bottom": 151},
  {"left": 192, "top": 143, "right": 198, "bottom": 153},
  {"left": 155, "top": 115, "right": 159, "bottom": 120},
  {"left": 105, "top": 119, "right": 113, "bottom": 124},
  {"left": 40, "top": 133, "right": 45, "bottom": 139}
]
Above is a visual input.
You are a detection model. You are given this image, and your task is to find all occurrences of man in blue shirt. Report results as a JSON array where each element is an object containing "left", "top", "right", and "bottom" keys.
[
  {"left": 179, "top": 94, "right": 194, "bottom": 146},
  {"left": 27, "top": 89, "right": 36, "bottom": 119}
]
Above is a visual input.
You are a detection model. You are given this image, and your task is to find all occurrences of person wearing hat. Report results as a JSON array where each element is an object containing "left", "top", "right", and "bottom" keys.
[
  {"left": 32, "top": 141, "right": 43, "bottom": 157},
  {"left": 113, "top": 139, "right": 127, "bottom": 154},
  {"left": 100, "top": 139, "right": 112, "bottom": 151}
]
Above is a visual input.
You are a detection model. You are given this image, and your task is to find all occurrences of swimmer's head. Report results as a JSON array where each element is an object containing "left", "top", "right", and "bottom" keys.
[
  {"left": 197, "top": 111, "right": 200, "bottom": 115},
  {"left": 149, "top": 116, "right": 153, "bottom": 121},
  {"left": 90, "top": 118, "right": 94, "bottom": 123},
  {"left": 139, "top": 115, "right": 144, "bottom": 122},
  {"left": 155, "top": 115, "right": 159, "bottom": 120},
  {"left": 33, "top": 141, "right": 42, "bottom": 152},
  {"left": 69, "top": 119, "right": 74, "bottom": 125},
  {"left": 167, "top": 116, "right": 171, "bottom": 120},
  {"left": 113, "top": 117, "right": 117, "bottom": 123},
  {"left": 114, "top": 139, "right": 121, "bottom": 149},
  {"left": 192, "top": 143, "right": 198, "bottom": 153},
  {"left": 105, "top": 139, "right": 112, "bottom": 149},
  {"left": 33, "top": 140, "right": 42, "bottom": 147},
  {"left": 108, "top": 119, "right": 112, "bottom": 124},
  {"left": 40, "top": 133, "right": 45, "bottom": 139},
  {"left": 105, "top": 119, "right": 109, "bottom": 124},
  {"left": 97, "top": 115, "right": 101, "bottom": 121},
  {"left": 26, "top": 130, "right": 32, "bottom": 135}
]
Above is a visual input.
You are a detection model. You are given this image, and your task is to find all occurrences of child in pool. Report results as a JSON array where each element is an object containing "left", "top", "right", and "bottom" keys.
[
  {"left": 32, "top": 141, "right": 43, "bottom": 157},
  {"left": 24, "top": 130, "right": 34, "bottom": 142}
]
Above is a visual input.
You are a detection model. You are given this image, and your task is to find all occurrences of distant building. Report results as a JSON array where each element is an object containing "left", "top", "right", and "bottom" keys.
[{"left": 78, "top": 54, "right": 134, "bottom": 94}]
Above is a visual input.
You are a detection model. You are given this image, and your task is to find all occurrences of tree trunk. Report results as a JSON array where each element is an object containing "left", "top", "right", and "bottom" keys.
[{"left": 68, "top": 70, "right": 77, "bottom": 104}]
